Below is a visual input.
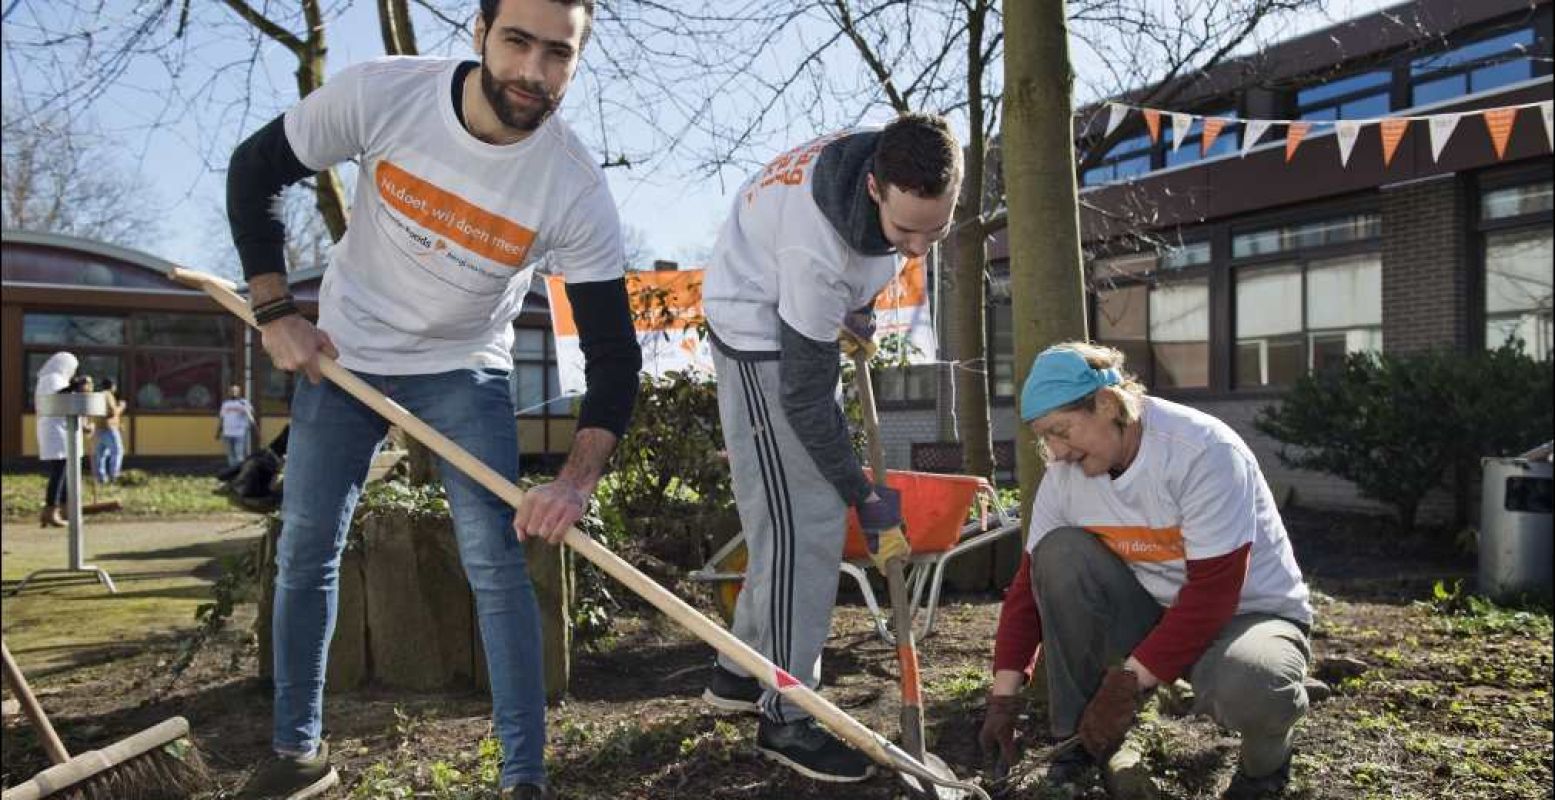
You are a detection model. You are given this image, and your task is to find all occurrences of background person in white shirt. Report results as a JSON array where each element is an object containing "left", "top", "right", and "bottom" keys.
[{"left": 217, "top": 384, "right": 257, "bottom": 467}]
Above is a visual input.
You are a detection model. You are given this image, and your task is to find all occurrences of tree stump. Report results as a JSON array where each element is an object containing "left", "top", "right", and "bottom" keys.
[{"left": 257, "top": 506, "right": 573, "bottom": 700}]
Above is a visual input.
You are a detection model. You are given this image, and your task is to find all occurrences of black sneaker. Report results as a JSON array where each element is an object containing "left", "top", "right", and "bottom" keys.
[
  {"left": 1223, "top": 755, "right": 1292, "bottom": 799},
  {"left": 236, "top": 741, "right": 339, "bottom": 799},
  {"left": 756, "top": 717, "right": 874, "bottom": 783},
  {"left": 1043, "top": 743, "right": 1096, "bottom": 788},
  {"left": 701, "top": 663, "right": 762, "bottom": 714},
  {"left": 501, "top": 784, "right": 557, "bottom": 800}
]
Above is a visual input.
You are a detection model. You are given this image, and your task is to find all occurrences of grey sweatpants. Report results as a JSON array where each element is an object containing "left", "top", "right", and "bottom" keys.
[
  {"left": 1033, "top": 527, "right": 1311, "bottom": 777},
  {"left": 712, "top": 347, "right": 848, "bottom": 723}
]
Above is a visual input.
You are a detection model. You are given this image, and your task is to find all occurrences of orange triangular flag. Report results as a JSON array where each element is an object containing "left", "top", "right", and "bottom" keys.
[
  {"left": 1143, "top": 109, "right": 1162, "bottom": 144},
  {"left": 1483, "top": 107, "right": 1517, "bottom": 160},
  {"left": 1201, "top": 118, "right": 1228, "bottom": 157},
  {"left": 1380, "top": 118, "right": 1409, "bottom": 167},
  {"left": 1285, "top": 121, "right": 1311, "bottom": 163}
]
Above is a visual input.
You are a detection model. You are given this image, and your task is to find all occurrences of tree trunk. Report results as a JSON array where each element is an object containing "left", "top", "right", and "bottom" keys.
[
  {"left": 1003, "top": 1, "right": 1089, "bottom": 526},
  {"left": 951, "top": 2, "right": 995, "bottom": 482}
]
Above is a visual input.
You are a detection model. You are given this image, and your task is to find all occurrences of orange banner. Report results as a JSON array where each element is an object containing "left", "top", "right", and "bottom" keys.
[
  {"left": 1285, "top": 122, "right": 1311, "bottom": 163},
  {"left": 1142, "top": 109, "right": 1162, "bottom": 144},
  {"left": 546, "top": 270, "right": 706, "bottom": 337},
  {"left": 1483, "top": 107, "right": 1517, "bottom": 160},
  {"left": 375, "top": 160, "right": 536, "bottom": 267},
  {"left": 1380, "top": 118, "right": 1409, "bottom": 167}
]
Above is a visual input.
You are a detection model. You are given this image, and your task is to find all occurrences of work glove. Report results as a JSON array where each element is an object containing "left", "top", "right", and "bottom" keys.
[
  {"left": 1077, "top": 666, "right": 1141, "bottom": 760},
  {"left": 856, "top": 485, "right": 909, "bottom": 572},
  {"left": 838, "top": 307, "right": 878, "bottom": 360},
  {"left": 978, "top": 692, "right": 1022, "bottom": 766}
]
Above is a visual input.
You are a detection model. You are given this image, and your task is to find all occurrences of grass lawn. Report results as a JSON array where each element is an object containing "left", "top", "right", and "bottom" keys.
[
  {"left": 1, "top": 470, "right": 240, "bottom": 522},
  {"left": 1, "top": 517, "right": 264, "bottom": 676}
]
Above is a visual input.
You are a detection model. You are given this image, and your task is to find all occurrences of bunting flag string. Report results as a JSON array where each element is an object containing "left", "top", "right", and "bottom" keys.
[{"left": 1092, "top": 99, "right": 1552, "bottom": 171}]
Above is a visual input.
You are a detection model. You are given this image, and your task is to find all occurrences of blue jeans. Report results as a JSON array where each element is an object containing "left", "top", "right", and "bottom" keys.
[
  {"left": 94, "top": 430, "right": 124, "bottom": 483},
  {"left": 273, "top": 368, "right": 545, "bottom": 788},
  {"left": 223, "top": 434, "right": 249, "bottom": 467}
]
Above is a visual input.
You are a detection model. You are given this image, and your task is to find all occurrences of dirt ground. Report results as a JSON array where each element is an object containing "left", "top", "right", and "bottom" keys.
[{"left": 3, "top": 507, "right": 1550, "bottom": 799}]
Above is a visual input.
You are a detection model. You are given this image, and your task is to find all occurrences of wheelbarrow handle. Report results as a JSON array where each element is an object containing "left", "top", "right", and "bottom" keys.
[{"left": 169, "top": 268, "right": 988, "bottom": 800}]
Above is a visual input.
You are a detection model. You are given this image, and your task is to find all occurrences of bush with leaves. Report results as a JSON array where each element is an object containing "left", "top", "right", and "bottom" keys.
[{"left": 1256, "top": 343, "right": 1553, "bottom": 532}]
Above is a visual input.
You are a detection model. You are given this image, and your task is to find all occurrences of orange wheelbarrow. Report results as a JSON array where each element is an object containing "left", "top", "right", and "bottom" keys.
[{"left": 690, "top": 469, "right": 1021, "bottom": 644}]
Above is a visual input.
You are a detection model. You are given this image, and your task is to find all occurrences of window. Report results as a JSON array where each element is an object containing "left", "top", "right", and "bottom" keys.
[
  {"left": 256, "top": 351, "right": 295, "bottom": 415},
  {"left": 23, "top": 314, "right": 126, "bottom": 346},
  {"left": 989, "top": 303, "right": 1015, "bottom": 398},
  {"left": 1095, "top": 283, "right": 1150, "bottom": 382},
  {"left": 133, "top": 351, "right": 232, "bottom": 410},
  {"left": 21, "top": 310, "right": 234, "bottom": 412},
  {"left": 1482, "top": 180, "right": 1553, "bottom": 360},
  {"left": 1483, "top": 182, "right": 1554, "bottom": 221},
  {"left": 1090, "top": 249, "right": 1211, "bottom": 390},
  {"left": 1411, "top": 27, "right": 1537, "bottom": 106},
  {"left": 1235, "top": 255, "right": 1382, "bottom": 388},
  {"left": 512, "top": 327, "right": 571, "bottom": 416},
  {"left": 876, "top": 365, "right": 938, "bottom": 406},
  {"left": 1162, "top": 241, "right": 1212, "bottom": 271},
  {"left": 1081, "top": 132, "right": 1154, "bottom": 186},
  {"left": 1297, "top": 69, "right": 1392, "bottom": 120},
  {"left": 1232, "top": 213, "right": 1381, "bottom": 259},
  {"left": 1149, "top": 280, "right": 1211, "bottom": 388}
]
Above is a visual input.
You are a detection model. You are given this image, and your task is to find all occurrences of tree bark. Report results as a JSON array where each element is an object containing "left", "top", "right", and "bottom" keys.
[
  {"left": 1003, "top": 1, "right": 1089, "bottom": 526},
  {"left": 950, "top": 0, "right": 995, "bottom": 481}
]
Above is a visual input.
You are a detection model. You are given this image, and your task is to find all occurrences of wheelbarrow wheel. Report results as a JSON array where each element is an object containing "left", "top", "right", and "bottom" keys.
[{"left": 711, "top": 541, "right": 748, "bottom": 625}]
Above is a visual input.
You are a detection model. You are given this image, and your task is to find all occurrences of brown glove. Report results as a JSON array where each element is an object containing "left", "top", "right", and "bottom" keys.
[
  {"left": 1077, "top": 666, "right": 1141, "bottom": 760},
  {"left": 978, "top": 692, "right": 1022, "bottom": 765}
]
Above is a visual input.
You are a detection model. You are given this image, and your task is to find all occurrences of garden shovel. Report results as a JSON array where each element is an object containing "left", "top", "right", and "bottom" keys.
[
  {"left": 851, "top": 349, "right": 969, "bottom": 800},
  {"left": 171, "top": 268, "right": 989, "bottom": 800}
]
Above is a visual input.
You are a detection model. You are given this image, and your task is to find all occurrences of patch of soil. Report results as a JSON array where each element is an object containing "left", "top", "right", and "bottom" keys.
[{"left": 4, "top": 509, "right": 1550, "bottom": 799}]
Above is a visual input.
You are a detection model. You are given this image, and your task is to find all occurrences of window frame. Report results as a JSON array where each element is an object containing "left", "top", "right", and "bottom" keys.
[
  {"left": 1474, "top": 166, "right": 1555, "bottom": 357},
  {"left": 21, "top": 309, "right": 240, "bottom": 415},
  {"left": 1089, "top": 241, "right": 1217, "bottom": 395}
]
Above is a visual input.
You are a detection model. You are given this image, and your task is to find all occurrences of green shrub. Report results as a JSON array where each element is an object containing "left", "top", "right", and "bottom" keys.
[{"left": 1256, "top": 343, "right": 1552, "bottom": 531}]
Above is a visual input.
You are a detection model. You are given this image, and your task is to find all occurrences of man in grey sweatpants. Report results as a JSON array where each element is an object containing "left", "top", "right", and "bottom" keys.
[{"left": 697, "top": 114, "right": 962, "bottom": 784}]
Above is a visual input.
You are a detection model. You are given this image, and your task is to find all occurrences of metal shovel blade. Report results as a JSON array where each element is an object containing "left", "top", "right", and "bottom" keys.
[{"left": 899, "top": 750, "right": 974, "bottom": 800}]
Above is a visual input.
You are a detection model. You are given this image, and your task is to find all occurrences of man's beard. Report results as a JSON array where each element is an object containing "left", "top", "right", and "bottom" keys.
[{"left": 480, "top": 63, "right": 558, "bottom": 133}]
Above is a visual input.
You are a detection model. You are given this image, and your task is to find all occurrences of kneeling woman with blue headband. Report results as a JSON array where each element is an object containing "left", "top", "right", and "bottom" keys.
[{"left": 978, "top": 342, "right": 1314, "bottom": 798}]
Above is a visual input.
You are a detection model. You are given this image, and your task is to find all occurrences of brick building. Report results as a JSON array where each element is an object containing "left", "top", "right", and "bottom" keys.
[{"left": 881, "top": 0, "right": 1552, "bottom": 526}]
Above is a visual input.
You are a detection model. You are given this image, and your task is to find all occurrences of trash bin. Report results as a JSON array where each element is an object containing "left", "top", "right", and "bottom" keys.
[{"left": 1478, "top": 455, "right": 1553, "bottom": 603}]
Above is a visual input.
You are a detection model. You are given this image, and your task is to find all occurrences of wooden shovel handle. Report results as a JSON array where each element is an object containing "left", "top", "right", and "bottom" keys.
[
  {"left": 169, "top": 267, "right": 971, "bottom": 793},
  {"left": 851, "top": 351, "right": 927, "bottom": 762}
]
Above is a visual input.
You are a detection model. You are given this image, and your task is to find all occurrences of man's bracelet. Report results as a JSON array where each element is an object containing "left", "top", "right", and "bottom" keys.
[{"left": 253, "top": 296, "right": 300, "bottom": 325}]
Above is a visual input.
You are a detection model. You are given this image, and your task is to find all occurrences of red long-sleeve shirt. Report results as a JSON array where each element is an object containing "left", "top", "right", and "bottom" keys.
[{"left": 991, "top": 541, "right": 1252, "bottom": 683}]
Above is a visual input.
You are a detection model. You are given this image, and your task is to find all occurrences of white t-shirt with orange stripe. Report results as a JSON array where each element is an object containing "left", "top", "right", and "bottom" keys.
[
  {"left": 703, "top": 128, "right": 901, "bottom": 351},
  {"left": 1025, "top": 396, "right": 1312, "bottom": 625},
  {"left": 284, "top": 57, "right": 622, "bottom": 375}
]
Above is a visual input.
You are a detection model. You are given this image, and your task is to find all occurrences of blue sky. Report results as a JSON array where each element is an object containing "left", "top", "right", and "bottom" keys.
[{"left": 2, "top": 0, "right": 1396, "bottom": 272}]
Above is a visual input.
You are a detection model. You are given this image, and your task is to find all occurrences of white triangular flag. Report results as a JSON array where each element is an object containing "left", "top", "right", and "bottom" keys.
[
  {"left": 1242, "top": 120, "right": 1272, "bottom": 157},
  {"left": 1335, "top": 120, "right": 1363, "bottom": 167},
  {"left": 1170, "top": 112, "right": 1194, "bottom": 151},
  {"left": 1429, "top": 113, "right": 1461, "bottom": 163},
  {"left": 1541, "top": 101, "right": 1553, "bottom": 151},
  {"left": 1105, "top": 103, "right": 1128, "bottom": 137}
]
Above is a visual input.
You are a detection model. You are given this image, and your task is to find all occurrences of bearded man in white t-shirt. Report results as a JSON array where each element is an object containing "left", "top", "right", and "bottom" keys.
[
  {"left": 979, "top": 342, "right": 1314, "bottom": 798},
  {"left": 697, "top": 114, "right": 962, "bottom": 784},
  {"left": 226, "top": 2, "right": 639, "bottom": 798}
]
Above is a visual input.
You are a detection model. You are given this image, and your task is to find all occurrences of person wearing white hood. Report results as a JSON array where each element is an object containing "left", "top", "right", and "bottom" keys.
[{"left": 34, "top": 351, "right": 80, "bottom": 527}]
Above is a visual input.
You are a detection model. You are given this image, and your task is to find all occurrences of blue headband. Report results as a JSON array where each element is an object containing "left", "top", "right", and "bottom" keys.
[{"left": 1019, "top": 347, "right": 1122, "bottom": 422}]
